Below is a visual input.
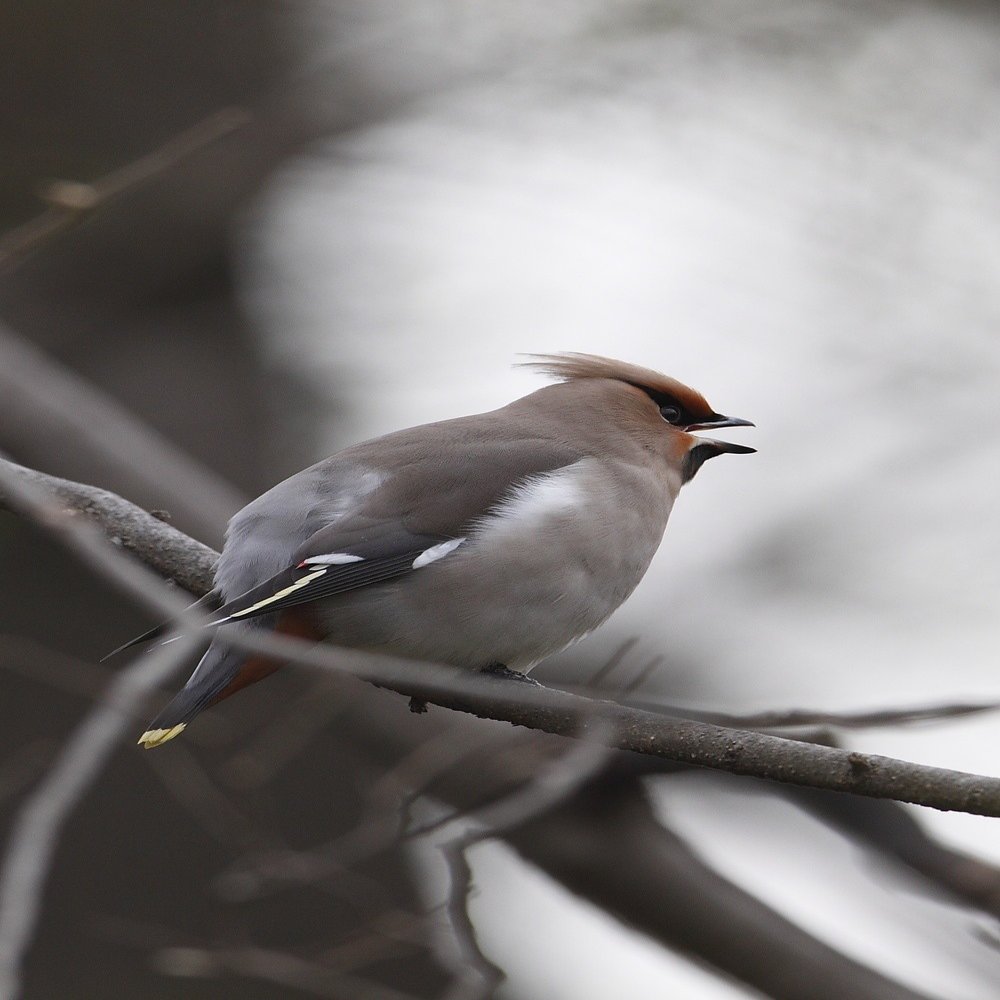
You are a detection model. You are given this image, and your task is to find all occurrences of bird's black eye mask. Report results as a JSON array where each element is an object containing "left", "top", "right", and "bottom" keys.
[{"left": 633, "top": 385, "right": 705, "bottom": 428}]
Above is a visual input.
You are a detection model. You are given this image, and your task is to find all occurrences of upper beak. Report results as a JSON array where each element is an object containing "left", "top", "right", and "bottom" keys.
[
  {"left": 683, "top": 415, "right": 756, "bottom": 485},
  {"left": 685, "top": 414, "right": 756, "bottom": 432}
]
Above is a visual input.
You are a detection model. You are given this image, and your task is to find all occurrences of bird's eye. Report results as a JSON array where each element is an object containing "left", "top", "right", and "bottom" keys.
[{"left": 660, "top": 405, "right": 682, "bottom": 424}]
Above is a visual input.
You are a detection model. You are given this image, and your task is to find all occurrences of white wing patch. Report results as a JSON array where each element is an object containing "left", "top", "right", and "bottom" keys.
[
  {"left": 412, "top": 537, "right": 466, "bottom": 569},
  {"left": 210, "top": 568, "right": 328, "bottom": 624},
  {"left": 302, "top": 553, "right": 365, "bottom": 566}
]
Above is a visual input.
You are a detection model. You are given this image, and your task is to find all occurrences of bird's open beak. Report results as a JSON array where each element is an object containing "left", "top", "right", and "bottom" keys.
[
  {"left": 682, "top": 419, "right": 755, "bottom": 483},
  {"left": 685, "top": 414, "right": 755, "bottom": 432}
]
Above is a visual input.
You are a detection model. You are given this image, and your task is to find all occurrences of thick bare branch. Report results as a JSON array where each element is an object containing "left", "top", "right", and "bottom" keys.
[
  {"left": 4, "top": 456, "right": 1000, "bottom": 819},
  {"left": 0, "top": 458, "right": 218, "bottom": 595},
  {"left": 609, "top": 695, "right": 1000, "bottom": 732}
]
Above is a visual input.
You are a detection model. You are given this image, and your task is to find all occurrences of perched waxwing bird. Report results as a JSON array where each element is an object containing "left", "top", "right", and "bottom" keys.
[{"left": 135, "top": 354, "right": 754, "bottom": 748}]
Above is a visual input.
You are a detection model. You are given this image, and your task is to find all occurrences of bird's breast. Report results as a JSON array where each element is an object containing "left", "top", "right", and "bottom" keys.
[
  {"left": 466, "top": 456, "right": 674, "bottom": 597},
  {"left": 319, "top": 457, "right": 677, "bottom": 670}
]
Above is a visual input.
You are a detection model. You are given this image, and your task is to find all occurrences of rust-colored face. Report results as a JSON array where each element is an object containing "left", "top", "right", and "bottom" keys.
[
  {"left": 636, "top": 379, "right": 753, "bottom": 435},
  {"left": 620, "top": 368, "right": 755, "bottom": 482},
  {"left": 643, "top": 382, "right": 755, "bottom": 483},
  {"left": 523, "top": 352, "right": 756, "bottom": 482}
]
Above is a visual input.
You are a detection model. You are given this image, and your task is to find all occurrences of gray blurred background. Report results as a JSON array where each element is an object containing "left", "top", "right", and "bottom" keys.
[{"left": 3, "top": 2, "right": 1000, "bottom": 998}]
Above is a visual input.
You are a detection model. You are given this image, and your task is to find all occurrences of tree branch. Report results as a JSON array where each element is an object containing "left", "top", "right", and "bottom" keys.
[
  {"left": 0, "top": 634, "right": 202, "bottom": 1000},
  {"left": 505, "top": 776, "right": 938, "bottom": 1000},
  {"left": 4, "top": 456, "right": 1000, "bottom": 818},
  {"left": 0, "top": 458, "right": 218, "bottom": 595}
]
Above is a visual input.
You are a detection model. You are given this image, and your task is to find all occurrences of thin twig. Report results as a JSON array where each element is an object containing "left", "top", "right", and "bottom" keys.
[
  {"left": 318, "top": 911, "right": 436, "bottom": 977},
  {"left": 0, "top": 108, "right": 250, "bottom": 272},
  {"left": 214, "top": 735, "right": 554, "bottom": 904},
  {"left": 619, "top": 653, "right": 665, "bottom": 695},
  {"left": 214, "top": 728, "right": 538, "bottom": 900},
  {"left": 143, "top": 742, "right": 279, "bottom": 851},
  {"left": 432, "top": 729, "right": 612, "bottom": 1000},
  {"left": 436, "top": 846, "right": 504, "bottom": 1000},
  {"left": 586, "top": 636, "right": 639, "bottom": 687},
  {"left": 0, "top": 634, "right": 201, "bottom": 1000},
  {"left": 153, "top": 944, "right": 423, "bottom": 1000}
]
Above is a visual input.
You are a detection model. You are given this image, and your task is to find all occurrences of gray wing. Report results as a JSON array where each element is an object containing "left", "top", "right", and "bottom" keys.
[
  {"left": 207, "top": 422, "right": 583, "bottom": 626},
  {"left": 207, "top": 525, "right": 457, "bottom": 625}
]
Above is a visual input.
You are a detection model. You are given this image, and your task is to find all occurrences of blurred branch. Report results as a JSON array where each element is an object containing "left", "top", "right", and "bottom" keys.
[
  {"left": 788, "top": 784, "right": 1000, "bottom": 920},
  {"left": 0, "top": 634, "right": 115, "bottom": 704},
  {"left": 437, "top": 847, "right": 503, "bottom": 1000},
  {"left": 143, "top": 741, "right": 278, "bottom": 852},
  {"left": 0, "top": 742, "right": 57, "bottom": 810},
  {"left": 0, "top": 633, "right": 202, "bottom": 1000},
  {"left": 213, "top": 728, "right": 539, "bottom": 901},
  {"left": 0, "top": 108, "right": 250, "bottom": 274},
  {"left": 434, "top": 730, "right": 611, "bottom": 1000},
  {"left": 5, "top": 456, "right": 1000, "bottom": 819},
  {"left": 0, "top": 325, "right": 246, "bottom": 541},
  {"left": 153, "top": 944, "right": 422, "bottom": 1000},
  {"left": 506, "top": 775, "right": 937, "bottom": 1000}
]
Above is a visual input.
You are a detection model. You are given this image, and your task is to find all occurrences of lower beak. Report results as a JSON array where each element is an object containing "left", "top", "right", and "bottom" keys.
[
  {"left": 695, "top": 437, "right": 756, "bottom": 456},
  {"left": 683, "top": 435, "right": 756, "bottom": 483}
]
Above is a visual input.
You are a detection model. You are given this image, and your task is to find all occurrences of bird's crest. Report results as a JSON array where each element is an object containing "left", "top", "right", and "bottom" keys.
[{"left": 520, "top": 352, "right": 713, "bottom": 416}]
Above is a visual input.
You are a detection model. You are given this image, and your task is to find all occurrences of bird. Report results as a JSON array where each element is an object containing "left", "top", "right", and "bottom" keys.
[{"left": 136, "top": 353, "right": 754, "bottom": 748}]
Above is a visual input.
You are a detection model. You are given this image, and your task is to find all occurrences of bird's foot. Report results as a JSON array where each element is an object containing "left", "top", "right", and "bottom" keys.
[
  {"left": 481, "top": 662, "right": 542, "bottom": 686},
  {"left": 408, "top": 696, "right": 429, "bottom": 714}
]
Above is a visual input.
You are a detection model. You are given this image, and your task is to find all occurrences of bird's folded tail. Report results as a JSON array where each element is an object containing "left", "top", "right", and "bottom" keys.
[
  {"left": 103, "top": 591, "right": 221, "bottom": 662},
  {"left": 137, "top": 643, "right": 245, "bottom": 749}
]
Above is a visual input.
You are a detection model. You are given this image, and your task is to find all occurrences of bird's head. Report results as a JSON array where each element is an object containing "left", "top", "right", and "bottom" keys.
[{"left": 521, "top": 352, "right": 755, "bottom": 483}]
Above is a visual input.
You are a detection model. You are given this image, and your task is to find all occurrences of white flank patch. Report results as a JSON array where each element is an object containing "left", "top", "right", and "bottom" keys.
[
  {"left": 413, "top": 537, "right": 466, "bottom": 569},
  {"left": 487, "top": 461, "right": 587, "bottom": 529},
  {"left": 302, "top": 552, "right": 365, "bottom": 565}
]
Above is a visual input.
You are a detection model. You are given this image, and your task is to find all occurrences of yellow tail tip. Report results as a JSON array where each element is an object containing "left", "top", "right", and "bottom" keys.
[{"left": 137, "top": 723, "right": 187, "bottom": 749}]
